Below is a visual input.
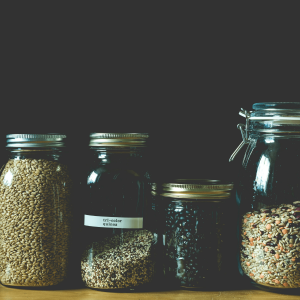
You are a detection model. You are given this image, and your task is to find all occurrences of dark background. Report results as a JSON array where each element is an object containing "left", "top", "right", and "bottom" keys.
[{"left": 0, "top": 3, "right": 298, "bottom": 184}]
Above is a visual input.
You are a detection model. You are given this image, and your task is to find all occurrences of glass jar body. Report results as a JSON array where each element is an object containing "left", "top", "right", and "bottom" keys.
[
  {"left": 237, "top": 134, "right": 300, "bottom": 292},
  {"left": 81, "top": 148, "right": 157, "bottom": 291},
  {"left": 0, "top": 148, "right": 73, "bottom": 288},
  {"left": 161, "top": 197, "right": 236, "bottom": 289}
]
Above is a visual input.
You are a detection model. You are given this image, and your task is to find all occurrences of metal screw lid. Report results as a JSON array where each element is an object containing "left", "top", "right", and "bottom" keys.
[
  {"left": 152, "top": 179, "right": 234, "bottom": 200},
  {"left": 89, "top": 133, "right": 149, "bottom": 147},
  {"left": 6, "top": 134, "right": 67, "bottom": 148}
]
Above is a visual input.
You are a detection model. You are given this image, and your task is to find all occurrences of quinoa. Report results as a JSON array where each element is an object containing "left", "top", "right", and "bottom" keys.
[{"left": 81, "top": 230, "right": 155, "bottom": 289}]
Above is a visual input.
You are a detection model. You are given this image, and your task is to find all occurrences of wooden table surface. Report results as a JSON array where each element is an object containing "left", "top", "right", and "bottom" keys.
[{"left": 1, "top": 284, "right": 300, "bottom": 300}]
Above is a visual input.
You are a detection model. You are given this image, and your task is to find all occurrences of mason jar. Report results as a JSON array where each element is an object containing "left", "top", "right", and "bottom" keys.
[
  {"left": 80, "top": 133, "right": 157, "bottom": 291},
  {"left": 0, "top": 134, "right": 73, "bottom": 288},
  {"left": 230, "top": 102, "right": 300, "bottom": 293},
  {"left": 153, "top": 179, "right": 235, "bottom": 289}
]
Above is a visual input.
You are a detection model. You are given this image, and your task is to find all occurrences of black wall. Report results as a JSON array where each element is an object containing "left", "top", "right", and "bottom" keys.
[
  {"left": 0, "top": 4, "right": 297, "bottom": 183},
  {"left": 0, "top": 99, "right": 262, "bottom": 184}
]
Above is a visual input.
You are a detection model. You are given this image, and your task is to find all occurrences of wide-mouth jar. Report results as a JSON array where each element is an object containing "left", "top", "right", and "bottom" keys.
[
  {"left": 152, "top": 179, "right": 235, "bottom": 290},
  {"left": 0, "top": 134, "right": 73, "bottom": 288},
  {"left": 81, "top": 133, "right": 157, "bottom": 291}
]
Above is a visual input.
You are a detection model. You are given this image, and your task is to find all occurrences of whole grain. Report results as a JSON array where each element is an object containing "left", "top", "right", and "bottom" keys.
[{"left": 0, "top": 158, "right": 72, "bottom": 287}]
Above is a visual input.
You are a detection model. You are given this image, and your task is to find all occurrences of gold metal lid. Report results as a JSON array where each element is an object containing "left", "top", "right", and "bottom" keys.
[
  {"left": 89, "top": 133, "right": 149, "bottom": 147},
  {"left": 152, "top": 179, "right": 234, "bottom": 200}
]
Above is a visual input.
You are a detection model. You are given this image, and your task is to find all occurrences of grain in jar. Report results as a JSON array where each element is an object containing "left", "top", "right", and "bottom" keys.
[{"left": 0, "top": 134, "right": 73, "bottom": 288}]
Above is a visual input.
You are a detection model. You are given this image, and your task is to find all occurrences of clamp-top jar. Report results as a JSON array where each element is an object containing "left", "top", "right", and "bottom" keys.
[
  {"left": 231, "top": 102, "right": 300, "bottom": 293},
  {"left": 81, "top": 133, "right": 156, "bottom": 291},
  {"left": 0, "top": 134, "right": 73, "bottom": 288},
  {"left": 153, "top": 180, "right": 235, "bottom": 289}
]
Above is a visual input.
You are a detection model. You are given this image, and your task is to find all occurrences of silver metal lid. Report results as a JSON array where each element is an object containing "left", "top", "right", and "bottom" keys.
[
  {"left": 152, "top": 179, "right": 234, "bottom": 200},
  {"left": 89, "top": 133, "right": 149, "bottom": 147},
  {"left": 6, "top": 134, "right": 67, "bottom": 148}
]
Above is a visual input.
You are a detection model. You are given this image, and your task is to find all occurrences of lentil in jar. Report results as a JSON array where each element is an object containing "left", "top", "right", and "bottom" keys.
[{"left": 240, "top": 202, "right": 300, "bottom": 288}]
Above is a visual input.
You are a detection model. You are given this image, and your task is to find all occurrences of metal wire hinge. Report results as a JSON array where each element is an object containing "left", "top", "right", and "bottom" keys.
[{"left": 229, "top": 108, "right": 251, "bottom": 162}]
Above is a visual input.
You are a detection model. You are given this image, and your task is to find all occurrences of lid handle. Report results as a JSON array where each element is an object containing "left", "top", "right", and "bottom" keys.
[{"left": 229, "top": 108, "right": 251, "bottom": 162}]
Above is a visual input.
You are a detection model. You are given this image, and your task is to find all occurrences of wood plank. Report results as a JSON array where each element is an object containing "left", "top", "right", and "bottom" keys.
[{"left": 1, "top": 284, "right": 300, "bottom": 300}]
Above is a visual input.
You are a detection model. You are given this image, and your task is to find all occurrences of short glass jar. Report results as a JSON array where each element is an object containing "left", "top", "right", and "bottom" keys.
[
  {"left": 0, "top": 134, "right": 73, "bottom": 288},
  {"left": 231, "top": 102, "right": 300, "bottom": 293},
  {"left": 153, "top": 179, "right": 235, "bottom": 289},
  {"left": 81, "top": 133, "right": 157, "bottom": 291}
]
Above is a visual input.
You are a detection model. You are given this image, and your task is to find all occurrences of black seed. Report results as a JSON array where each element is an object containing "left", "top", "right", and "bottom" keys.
[{"left": 266, "top": 242, "right": 275, "bottom": 247}]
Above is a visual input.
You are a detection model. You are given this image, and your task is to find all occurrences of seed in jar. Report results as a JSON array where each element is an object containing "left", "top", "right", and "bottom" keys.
[{"left": 81, "top": 230, "right": 155, "bottom": 289}]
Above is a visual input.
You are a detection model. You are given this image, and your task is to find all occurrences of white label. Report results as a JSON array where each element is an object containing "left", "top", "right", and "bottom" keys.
[{"left": 84, "top": 215, "right": 143, "bottom": 229}]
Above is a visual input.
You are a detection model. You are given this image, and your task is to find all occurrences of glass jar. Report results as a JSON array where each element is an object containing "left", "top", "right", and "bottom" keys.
[
  {"left": 231, "top": 102, "right": 300, "bottom": 293},
  {"left": 81, "top": 133, "right": 157, "bottom": 291},
  {"left": 153, "top": 179, "right": 235, "bottom": 289},
  {"left": 0, "top": 134, "right": 73, "bottom": 288}
]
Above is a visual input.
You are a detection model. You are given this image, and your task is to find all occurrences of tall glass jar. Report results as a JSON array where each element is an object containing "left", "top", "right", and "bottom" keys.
[
  {"left": 231, "top": 102, "right": 300, "bottom": 293},
  {"left": 0, "top": 134, "right": 73, "bottom": 288},
  {"left": 80, "top": 133, "right": 157, "bottom": 291},
  {"left": 153, "top": 179, "right": 235, "bottom": 290}
]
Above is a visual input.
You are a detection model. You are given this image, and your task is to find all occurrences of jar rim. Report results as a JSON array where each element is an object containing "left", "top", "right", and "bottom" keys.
[
  {"left": 253, "top": 102, "right": 300, "bottom": 110},
  {"left": 240, "top": 108, "right": 300, "bottom": 123}
]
